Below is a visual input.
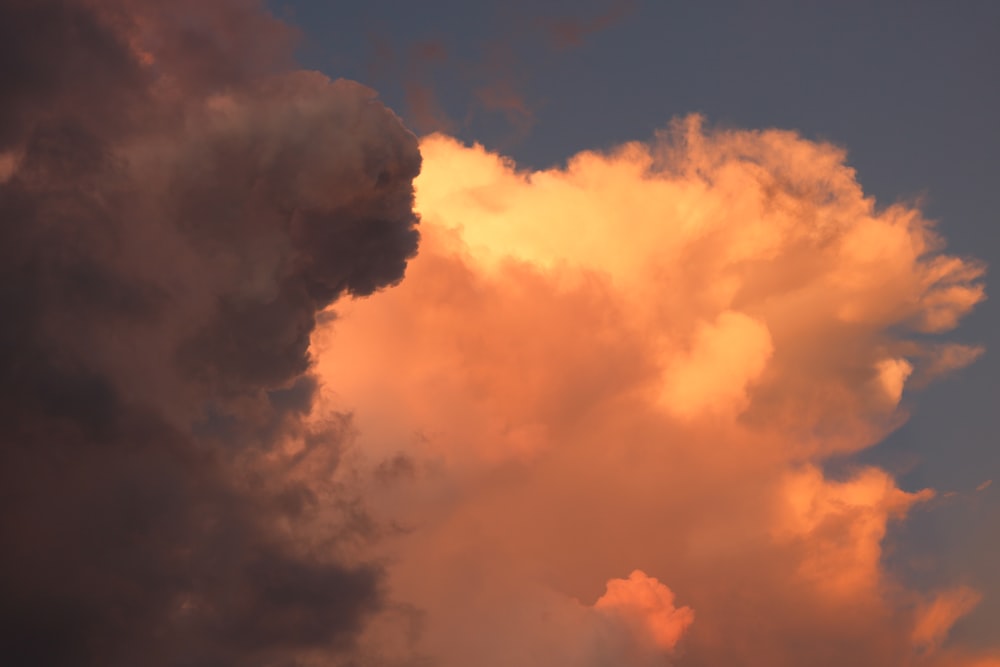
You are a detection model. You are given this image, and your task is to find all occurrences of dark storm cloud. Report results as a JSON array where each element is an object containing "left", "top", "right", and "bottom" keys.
[{"left": 0, "top": 1, "right": 421, "bottom": 665}]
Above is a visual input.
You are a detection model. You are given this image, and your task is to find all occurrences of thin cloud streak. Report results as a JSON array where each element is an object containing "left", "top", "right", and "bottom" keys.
[{"left": 539, "top": 0, "right": 637, "bottom": 50}]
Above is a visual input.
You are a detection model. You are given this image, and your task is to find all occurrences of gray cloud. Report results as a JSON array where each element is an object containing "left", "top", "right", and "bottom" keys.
[{"left": 0, "top": 1, "right": 420, "bottom": 665}]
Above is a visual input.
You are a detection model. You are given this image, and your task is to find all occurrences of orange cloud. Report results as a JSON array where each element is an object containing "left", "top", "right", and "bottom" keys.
[
  {"left": 659, "top": 310, "right": 773, "bottom": 419},
  {"left": 912, "top": 586, "right": 982, "bottom": 654},
  {"left": 774, "top": 465, "right": 934, "bottom": 599},
  {"left": 314, "top": 116, "right": 988, "bottom": 666},
  {"left": 593, "top": 570, "right": 694, "bottom": 651}
]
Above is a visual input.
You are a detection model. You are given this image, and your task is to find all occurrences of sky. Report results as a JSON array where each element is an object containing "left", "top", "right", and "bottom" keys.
[{"left": 1, "top": 1, "right": 996, "bottom": 666}]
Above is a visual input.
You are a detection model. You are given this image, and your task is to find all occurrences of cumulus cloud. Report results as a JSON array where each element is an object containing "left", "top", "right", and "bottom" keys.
[
  {"left": 774, "top": 465, "right": 934, "bottom": 599},
  {"left": 593, "top": 570, "right": 694, "bottom": 652},
  {"left": 316, "top": 117, "right": 988, "bottom": 666},
  {"left": 0, "top": 1, "right": 420, "bottom": 665}
]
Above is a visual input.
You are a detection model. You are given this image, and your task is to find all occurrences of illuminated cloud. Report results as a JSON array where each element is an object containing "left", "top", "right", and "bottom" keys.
[
  {"left": 659, "top": 310, "right": 773, "bottom": 419},
  {"left": 912, "top": 586, "right": 982, "bottom": 654},
  {"left": 318, "top": 117, "right": 987, "bottom": 666},
  {"left": 774, "top": 465, "right": 934, "bottom": 598},
  {"left": 593, "top": 570, "right": 694, "bottom": 651}
]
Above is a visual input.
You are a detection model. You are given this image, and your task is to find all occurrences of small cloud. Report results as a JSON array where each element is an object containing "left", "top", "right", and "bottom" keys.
[
  {"left": 405, "top": 82, "right": 456, "bottom": 134},
  {"left": 409, "top": 39, "right": 448, "bottom": 64},
  {"left": 594, "top": 570, "right": 695, "bottom": 652},
  {"left": 540, "top": 0, "right": 636, "bottom": 50},
  {"left": 912, "top": 586, "right": 982, "bottom": 654}
]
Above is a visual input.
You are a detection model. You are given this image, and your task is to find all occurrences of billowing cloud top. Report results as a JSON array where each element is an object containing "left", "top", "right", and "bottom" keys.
[{"left": 315, "top": 118, "right": 990, "bottom": 666}]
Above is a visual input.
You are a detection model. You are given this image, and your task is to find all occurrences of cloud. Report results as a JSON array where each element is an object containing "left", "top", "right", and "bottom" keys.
[
  {"left": 400, "top": 40, "right": 455, "bottom": 134},
  {"left": 659, "top": 310, "right": 773, "bottom": 419},
  {"left": 593, "top": 570, "right": 694, "bottom": 652},
  {"left": 316, "top": 117, "right": 987, "bottom": 666},
  {"left": 0, "top": 1, "right": 420, "bottom": 665},
  {"left": 539, "top": 0, "right": 637, "bottom": 50},
  {"left": 774, "top": 465, "right": 934, "bottom": 599},
  {"left": 912, "top": 586, "right": 982, "bottom": 654},
  {"left": 471, "top": 79, "right": 535, "bottom": 139},
  {"left": 361, "top": 24, "right": 537, "bottom": 146},
  {"left": 404, "top": 82, "right": 456, "bottom": 135}
]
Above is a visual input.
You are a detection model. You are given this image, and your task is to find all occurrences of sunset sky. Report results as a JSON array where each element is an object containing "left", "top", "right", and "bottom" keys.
[{"left": 1, "top": 1, "right": 997, "bottom": 666}]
